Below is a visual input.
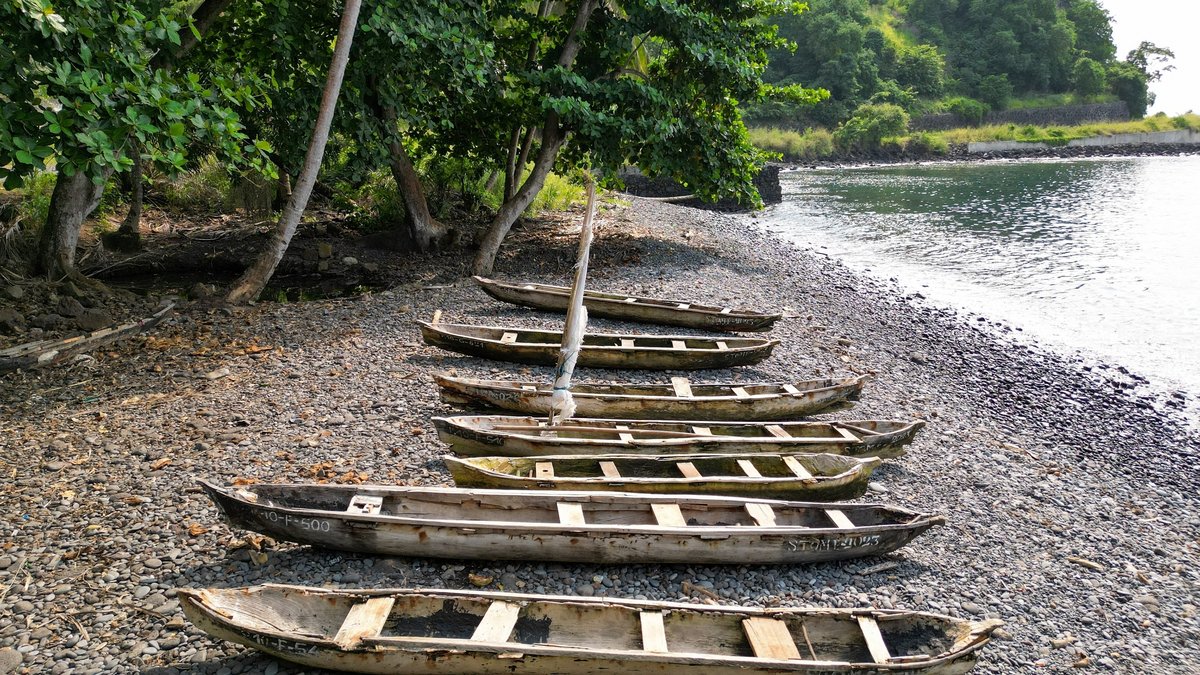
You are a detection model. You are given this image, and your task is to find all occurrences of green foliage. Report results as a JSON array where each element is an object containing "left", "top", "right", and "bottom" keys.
[
  {"left": 526, "top": 173, "right": 586, "bottom": 217},
  {"left": 1126, "top": 42, "right": 1176, "bottom": 83},
  {"left": 747, "top": 127, "right": 835, "bottom": 159},
  {"left": 1072, "top": 58, "right": 1107, "bottom": 97},
  {"left": 1064, "top": 0, "right": 1115, "bottom": 62},
  {"left": 0, "top": 0, "right": 271, "bottom": 190},
  {"left": 904, "top": 131, "right": 948, "bottom": 154},
  {"left": 893, "top": 44, "right": 945, "bottom": 98},
  {"left": 914, "top": 113, "right": 1200, "bottom": 145},
  {"left": 975, "top": 75, "right": 1014, "bottom": 110},
  {"left": 942, "top": 97, "right": 989, "bottom": 126},
  {"left": 14, "top": 171, "right": 57, "bottom": 232},
  {"left": 1108, "top": 62, "right": 1149, "bottom": 118},
  {"left": 331, "top": 169, "right": 407, "bottom": 231},
  {"left": 833, "top": 103, "right": 909, "bottom": 150},
  {"left": 159, "top": 155, "right": 233, "bottom": 213}
]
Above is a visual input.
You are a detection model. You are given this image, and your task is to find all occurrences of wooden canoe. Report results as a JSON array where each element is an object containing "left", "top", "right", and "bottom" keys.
[
  {"left": 443, "top": 453, "right": 882, "bottom": 501},
  {"left": 180, "top": 584, "right": 1003, "bottom": 674},
  {"left": 474, "top": 276, "right": 782, "bottom": 332},
  {"left": 433, "top": 415, "right": 924, "bottom": 459},
  {"left": 418, "top": 321, "right": 778, "bottom": 370},
  {"left": 434, "top": 373, "right": 868, "bottom": 420},
  {"left": 199, "top": 481, "right": 943, "bottom": 564}
]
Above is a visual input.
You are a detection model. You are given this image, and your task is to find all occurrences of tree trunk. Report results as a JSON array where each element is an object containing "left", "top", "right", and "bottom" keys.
[
  {"left": 37, "top": 168, "right": 108, "bottom": 282},
  {"left": 117, "top": 144, "right": 143, "bottom": 245},
  {"left": 224, "top": 0, "right": 362, "bottom": 304},
  {"left": 472, "top": 122, "right": 567, "bottom": 276},
  {"left": 385, "top": 134, "right": 450, "bottom": 251}
]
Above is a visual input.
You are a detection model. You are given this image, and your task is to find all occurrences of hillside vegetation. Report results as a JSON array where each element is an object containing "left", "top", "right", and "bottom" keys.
[{"left": 750, "top": 0, "right": 1176, "bottom": 142}]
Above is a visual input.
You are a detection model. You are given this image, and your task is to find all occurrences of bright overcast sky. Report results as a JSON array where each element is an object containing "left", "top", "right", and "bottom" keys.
[{"left": 1101, "top": 0, "right": 1198, "bottom": 114}]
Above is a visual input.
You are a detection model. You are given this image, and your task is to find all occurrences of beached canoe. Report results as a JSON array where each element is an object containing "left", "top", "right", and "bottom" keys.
[
  {"left": 180, "top": 584, "right": 1003, "bottom": 674},
  {"left": 433, "top": 415, "right": 924, "bottom": 459},
  {"left": 444, "top": 453, "right": 882, "bottom": 501},
  {"left": 474, "top": 276, "right": 782, "bottom": 332},
  {"left": 434, "top": 373, "right": 867, "bottom": 420},
  {"left": 418, "top": 321, "right": 778, "bottom": 370},
  {"left": 199, "top": 481, "right": 943, "bottom": 564}
]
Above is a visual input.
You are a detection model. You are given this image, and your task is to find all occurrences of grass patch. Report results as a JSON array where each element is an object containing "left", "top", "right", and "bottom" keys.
[
  {"left": 158, "top": 155, "right": 232, "bottom": 213},
  {"left": 748, "top": 127, "right": 835, "bottom": 160},
  {"left": 921, "top": 113, "right": 1200, "bottom": 146},
  {"left": 1005, "top": 92, "right": 1117, "bottom": 110}
]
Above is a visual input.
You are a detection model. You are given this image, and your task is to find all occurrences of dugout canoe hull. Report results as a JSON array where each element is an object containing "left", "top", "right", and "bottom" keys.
[
  {"left": 418, "top": 321, "right": 777, "bottom": 370},
  {"left": 200, "top": 481, "right": 942, "bottom": 565},
  {"left": 434, "top": 416, "right": 924, "bottom": 459},
  {"left": 433, "top": 374, "right": 867, "bottom": 420},
  {"left": 180, "top": 584, "right": 1002, "bottom": 674},
  {"left": 474, "top": 276, "right": 781, "bottom": 332},
  {"left": 443, "top": 453, "right": 882, "bottom": 501}
]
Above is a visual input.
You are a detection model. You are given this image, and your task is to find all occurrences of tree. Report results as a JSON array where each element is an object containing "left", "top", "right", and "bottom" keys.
[
  {"left": 832, "top": 103, "right": 909, "bottom": 150},
  {"left": 1064, "top": 0, "right": 1115, "bottom": 62},
  {"left": 1126, "top": 42, "right": 1175, "bottom": 82},
  {"left": 0, "top": 0, "right": 268, "bottom": 282},
  {"left": 470, "top": 0, "right": 824, "bottom": 275},
  {"left": 975, "top": 74, "right": 1013, "bottom": 110},
  {"left": 893, "top": 44, "right": 946, "bottom": 98},
  {"left": 1072, "top": 57, "right": 1107, "bottom": 97},
  {"left": 225, "top": 0, "right": 362, "bottom": 304},
  {"left": 1108, "top": 62, "right": 1148, "bottom": 118}
]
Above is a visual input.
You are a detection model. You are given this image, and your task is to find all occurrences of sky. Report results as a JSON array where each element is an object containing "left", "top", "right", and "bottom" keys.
[{"left": 1102, "top": 0, "right": 1199, "bottom": 114}]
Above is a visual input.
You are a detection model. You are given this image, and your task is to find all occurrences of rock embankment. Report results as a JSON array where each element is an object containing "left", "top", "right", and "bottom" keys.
[{"left": 0, "top": 198, "right": 1197, "bottom": 673}]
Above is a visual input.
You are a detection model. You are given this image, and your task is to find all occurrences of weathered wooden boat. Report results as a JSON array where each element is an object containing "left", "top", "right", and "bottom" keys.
[
  {"left": 0, "top": 303, "right": 173, "bottom": 373},
  {"left": 444, "top": 453, "right": 882, "bottom": 501},
  {"left": 418, "top": 321, "right": 778, "bottom": 370},
  {"left": 434, "top": 416, "right": 924, "bottom": 459},
  {"left": 199, "top": 481, "right": 943, "bottom": 564},
  {"left": 180, "top": 584, "right": 1003, "bottom": 674},
  {"left": 434, "top": 373, "right": 868, "bottom": 420},
  {"left": 474, "top": 276, "right": 782, "bottom": 332}
]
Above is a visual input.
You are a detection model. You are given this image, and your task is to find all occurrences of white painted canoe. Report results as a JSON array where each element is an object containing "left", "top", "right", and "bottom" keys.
[
  {"left": 434, "top": 373, "right": 868, "bottom": 420},
  {"left": 200, "top": 481, "right": 943, "bottom": 564},
  {"left": 180, "top": 584, "right": 1003, "bottom": 674},
  {"left": 434, "top": 415, "right": 924, "bottom": 459}
]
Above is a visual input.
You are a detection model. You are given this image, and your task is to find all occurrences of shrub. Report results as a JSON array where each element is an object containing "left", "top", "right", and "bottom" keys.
[
  {"left": 15, "top": 170, "right": 56, "bottom": 232},
  {"left": 747, "top": 127, "right": 834, "bottom": 159},
  {"left": 943, "top": 97, "right": 989, "bottom": 126},
  {"left": 526, "top": 172, "right": 586, "bottom": 216},
  {"left": 906, "top": 132, "right": 949, "bottom": 155},
  {"left": 833, "top": 104, "right": 910, "bottom": 151},
  {"left": 158, "top": 155, "right": 233, "bottom": 213},
  {"left": 976, "top": 75, "right": 1013, "bottom": 110},
  {"left": 1073, "top": 57, "right": 1107, "bottom": 97}
]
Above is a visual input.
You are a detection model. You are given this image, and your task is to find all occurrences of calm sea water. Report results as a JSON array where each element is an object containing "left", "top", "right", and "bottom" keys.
[{"left": 755, "top": 156, "right": 1200, "bottom": 397}]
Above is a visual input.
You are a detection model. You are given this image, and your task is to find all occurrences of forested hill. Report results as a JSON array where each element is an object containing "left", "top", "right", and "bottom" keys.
[{"left": 756, "top": 0, "right": 1169, "bottom": 127}]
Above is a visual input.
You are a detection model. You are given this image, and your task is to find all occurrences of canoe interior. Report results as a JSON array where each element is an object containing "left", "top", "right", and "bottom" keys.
[
  {"left": 421, "top": 322, "right": 772, "bottom": 350},
  {"left": 438, "top": 375, "right": 864, "bottom": 400},
  {"left": 461, "top": 416, "right": 915, "bottom": 441},
  {"left": 457, "top": 454, "right": 871, "bottom": 481},
  {"left": 194, "top": 585, "right": 973, "bottom": 664},
  {"left": 234, "top": 484, "right": 917, "bottom": 529},
  {"left": 476, "top": 276, "right": 777, "bottom": 319}
]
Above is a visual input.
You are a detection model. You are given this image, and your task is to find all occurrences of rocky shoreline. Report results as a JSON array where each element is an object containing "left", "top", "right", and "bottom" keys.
[
  {"left": 785, "top": 141, "right": 1200, "bottom": 169},
  {"left": 1, "top": 198, "right": 1198, "bottom": 673}
]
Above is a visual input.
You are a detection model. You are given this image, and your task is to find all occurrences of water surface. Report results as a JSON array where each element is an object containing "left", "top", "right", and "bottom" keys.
[{"left": 756, "top": 156, "right": 1200, "bottom": 396}]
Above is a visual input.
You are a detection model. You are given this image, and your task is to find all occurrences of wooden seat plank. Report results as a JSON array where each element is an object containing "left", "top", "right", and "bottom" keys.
[
  {"left": 826, "top": 509, "right": 855, "bottom": 529},
  {"left": 742, "top": 617, "right": 801, "bottom": 660},
  {"left": 671, "top": 340, "right": 687, "bottom": 350},
  {"left": 834, "top": 425, "right": 862, "bottom": 442},
  {"left": 500, "top": 332, "right": 519, "bottom": 344},
  {"left": 676, "top": 462, "right": 702, "bottom": 479},
  {"left": 716, "top": 341, "right": 729, "bottom": 351},
  {"left": 737, "top": 459, "right": 762, "bottom": 477},
  {"left": 347, "top": 495, "right": 383, "bottom": 515},
  {"left": 732, "top": 387, "right": 750, "bottom": 398},
  {"left": 521, "top": 385, "right": 537, "bottom": 391},
  {"left": 534, "top": 462, "right": 554, "bottom": 479},
  {"left": 745, "top": 503, "right": 777, "bottom": 527},
  {"left": 719, "top": 307, "right": 733, "bottom": 314},
  {"left": 640, "top": 611, "right": 669, "bottom": 653},
  {"left": 334, "top": 597, "right": 395, "bottom": 649},
  {"left": 471, "top": 601, "right": 521, "bottom": 643},
  {"left": 781, "top": 384, "right": 802, "bottom": 394},
  {"left": 691, "top": 425, "right": 712, "bottom": 436},
  {"left": 670, "top": 376, "right": 694, "bottom": 398},
  {"left": 598, "top": 461, "right": 621, "bottom": 478},
  {"left": 857, "top": 616, "right": 891, "bottom": 664},
  {"left": 557, "top": 502, "right": 586, "bottom": 526},
  {"left": 765, "top": 424, "right": 791, "bottom": 439},
  {"left": 620, "top": 338, "right": 636, "bottom": 349},
  {"left": 615, "top": 424, "right": 635, "bottom": 443},
  {"left": 651, "top": 502, "right": 687, "bottom": 527},
  {"left": 676, "top": 303, "right": 691, "bottom": 310},
  {"left": 624, "top": 297, "right": 638, "bottom": 303},
  {"left": 782, "top": 456, "right": 814, "bottom": 479}
]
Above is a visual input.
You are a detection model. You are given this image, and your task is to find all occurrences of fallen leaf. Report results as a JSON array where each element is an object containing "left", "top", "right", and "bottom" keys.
[
  {"left": 188, "top": 523, "right": 208, "bottom": 536},
  {"left": 248, "top": 550, "right": 269, "bottom": 565},
  {"left": 232, "top": 477, "right": 259, "bottom": 486},
  {"left": 60, "top": 489, "right": 76, "bottom": 500},
  {"left": 149, "top": 458, "right": 171, "bottom": 471},
  {"left": 468, "top": 573, "right": 494, "bottom": 587},
  {"left": 121, "top": 495, "right": 147, "bottom": 505}
]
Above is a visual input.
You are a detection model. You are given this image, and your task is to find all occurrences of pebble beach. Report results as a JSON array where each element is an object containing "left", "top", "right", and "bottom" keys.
[{"left": 1, "top": 198, "right": 1198, "bottom": 673}]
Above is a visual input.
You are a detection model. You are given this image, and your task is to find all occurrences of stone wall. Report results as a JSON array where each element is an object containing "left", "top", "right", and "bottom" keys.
[
  {"left": 617, "top": 164, "right": 782, "bottom": 212},
  {"left": 912, "top": 101, "right": 1131, "bottom": 131},
  {"left": 967, "top": 129, "right": 1200, "bottom": 154}
]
